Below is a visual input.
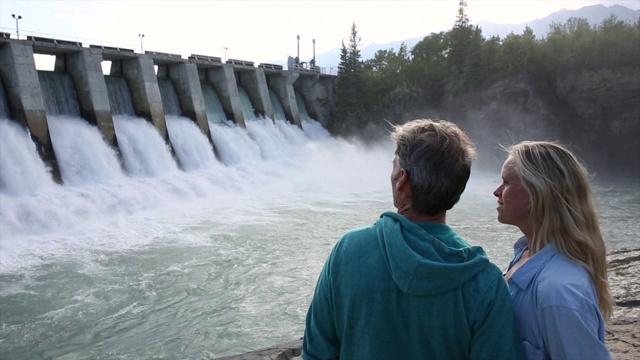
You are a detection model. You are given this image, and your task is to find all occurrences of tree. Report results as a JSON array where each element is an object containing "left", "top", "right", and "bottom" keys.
[
  {"left": 328, "top": 9, "right": 640, "bottom": 137},
  {"left": 448, "top": 0, "right": 474, "bottom": 78},
  {"left": 346, "top": 22, "right": 363, "bottom": 76},
  {"left": 481, "top": 34, "right": 503, "bottom": 81},
  {"left": 409, "top": 32, "right": 449, "bottom": 97},
  {"left": 333, "top": 23, "right": 364, "bottom": 124},
  {"left": 362, "top": 43, "right": 413, "bottom": 105},
  {"left": 596, "top": 15, "right": 640, "bottom": 66},
  {"left": 462, "top": 26, "right": 485, "bottom": 89}
]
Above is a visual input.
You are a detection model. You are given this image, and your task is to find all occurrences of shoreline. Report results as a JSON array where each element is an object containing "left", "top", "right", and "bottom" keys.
[
  {"left": 604, "top": 248, "right": 640, "bottom": 360},
  {"left": 218, "top": 248, "right": 640, "bottom": 360}
]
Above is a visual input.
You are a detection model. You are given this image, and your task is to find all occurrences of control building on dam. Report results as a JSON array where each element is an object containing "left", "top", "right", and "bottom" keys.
[{"left": 0, "top": 34, "right": 336, "bottom": 183}]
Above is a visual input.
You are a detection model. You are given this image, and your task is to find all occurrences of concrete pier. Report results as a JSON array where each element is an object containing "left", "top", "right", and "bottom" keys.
[
  {"left": 266, "top": 67, "right": 301, "bottom": 127},
  {"left": 165, "top": 62, "right": 209, "bottom": 133},
  {"left": 0, "top": 36, "right": 335, "bottom": 184},
  {"left": 110, "top": 54, "right": 169, "bottom": 141},
  {"left": 199, "top": 62, "right": 247, "bottom": 128},
  {"left": 294, "top": 74, "right": 334, "bottom": 127},
  {"left": 239, "top": 66, "right": 274, "bottom": 122},
  {"left": 0, "top": 41, "right": 62, "bottom": 182},
  {"left": 59, "top": 47, "right": 117, "bottom": 147}
]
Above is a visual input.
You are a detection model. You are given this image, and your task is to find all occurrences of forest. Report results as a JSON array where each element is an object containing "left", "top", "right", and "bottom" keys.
[{"left": 328, "top": 1, "right": 640, "bottom": 136}]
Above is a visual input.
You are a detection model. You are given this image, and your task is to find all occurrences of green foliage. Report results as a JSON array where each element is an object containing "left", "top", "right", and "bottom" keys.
[
  {"left": 480, "top": 35, "right": 503, "bottom": 81},
  {"left": 448, "top": 0, "right": 475, "bottom": 78},
  {"left": 332, "top": 8, "right": 639, "bottom": 129},
  {"left": 596, "top": 15, "right": 635, "bottom": 66},
  {"left": 362, "top": 43, "right": 412, "bottom": 106},
  {"left": 409, "top": 32, "right": 448, "bottom": 86},
  {"left": 502, "top": 25, "right": 540, "bottom": 74},
  {"left": 334, "top": 23, "right": 364, "bottom": 123},
  {"left": 461, "top": 26, "right": 485, "bottom": 89}
]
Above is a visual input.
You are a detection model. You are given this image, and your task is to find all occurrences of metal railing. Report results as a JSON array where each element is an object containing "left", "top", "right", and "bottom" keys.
[
  {"left": 259, "top": 63, "right": 284, "bottom": 70},
  {"left": 0, "top": 27, "right": 136, "bottom": 51},
  {"left": 189, "top": 54, "right": 222, "bottom": 63},
  {"left": 289, "top": 63, "right": 336, "bottom": 75},
  {"left": 1, "top": 26, "right": 338, "bottom": 75},
  {"left": 226, "top": 58, "right": 255, "bottom": 67}
]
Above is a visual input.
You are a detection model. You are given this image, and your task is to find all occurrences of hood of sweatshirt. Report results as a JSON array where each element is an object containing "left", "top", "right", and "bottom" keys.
[{"left": 376, "top": 211, "right": 490, "bottom": 296}]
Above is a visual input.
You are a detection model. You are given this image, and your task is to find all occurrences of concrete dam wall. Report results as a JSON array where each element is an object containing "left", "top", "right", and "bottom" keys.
[{"left": 0, "top": 36, "right": 335, "bottom": 183}]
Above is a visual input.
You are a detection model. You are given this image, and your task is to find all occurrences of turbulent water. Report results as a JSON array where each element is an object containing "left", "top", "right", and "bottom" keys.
[{"left": 0, "top": 115, "right": 638, "bottom": 359}]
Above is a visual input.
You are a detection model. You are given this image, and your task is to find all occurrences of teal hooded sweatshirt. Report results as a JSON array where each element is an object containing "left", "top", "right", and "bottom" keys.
[{"left": 303, "top": 211, "right": 525, "bottom": 360}]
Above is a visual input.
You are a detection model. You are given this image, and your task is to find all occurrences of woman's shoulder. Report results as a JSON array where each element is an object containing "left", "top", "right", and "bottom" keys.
[{"left": 534, "top": 252, "right": 598, "bottom": 309}]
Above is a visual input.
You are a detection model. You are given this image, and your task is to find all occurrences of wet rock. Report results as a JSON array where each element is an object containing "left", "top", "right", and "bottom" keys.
[{"left": 606, "top": 248, "right": 640, "bottom": 359}]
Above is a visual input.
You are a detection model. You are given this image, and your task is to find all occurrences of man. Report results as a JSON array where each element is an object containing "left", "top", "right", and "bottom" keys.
[{"left": 302, "top": 119, "right": 525, "bottom": 360}]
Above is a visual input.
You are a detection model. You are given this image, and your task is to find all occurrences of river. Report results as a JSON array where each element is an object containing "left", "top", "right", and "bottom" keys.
[{"left": 0, "top": 116, "right": 638, "bottom": 359}]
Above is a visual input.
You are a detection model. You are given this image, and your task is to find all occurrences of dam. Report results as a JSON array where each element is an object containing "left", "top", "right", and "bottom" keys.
[{"left": 0, "top": 34, "right": 336, "bottom": 184}]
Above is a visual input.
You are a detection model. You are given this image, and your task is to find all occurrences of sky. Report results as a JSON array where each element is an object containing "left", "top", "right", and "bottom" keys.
[{"left": 1, "top": 0, "right": 638, "bottom": 67}]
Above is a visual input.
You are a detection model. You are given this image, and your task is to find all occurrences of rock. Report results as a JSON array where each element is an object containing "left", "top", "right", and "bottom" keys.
[
  {"left": 335, "top": 67, "right": 640, "bottom": 177},
  {"left": 606, "top": 248, "right": 640, "bottom": 359},
  {"left": 214, "top": 340, "right": 302, "bottom": 360}
]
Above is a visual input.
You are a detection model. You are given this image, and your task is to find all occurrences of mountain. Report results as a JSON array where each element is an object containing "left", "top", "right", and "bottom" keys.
[
  {"left": 269, "top": 4, "right": 639, "bottom": 70},
  {"left": 477, "top": 4, "right": 639, "bottom": 39}
]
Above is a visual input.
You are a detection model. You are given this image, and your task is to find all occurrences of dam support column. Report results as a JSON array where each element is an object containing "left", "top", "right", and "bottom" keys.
[
  {"left": 239, "top": 67, "right": 273, "bottom": 121},
  {"left": 268, "top": 71, "right": 301, "bottom": 127},
  {"left": 315, "top": 76, "right": 334, "bottom": 126},
  {"left": 166, "top": 62, "right": 211, "bottom": 139},
  {"left": 60, "top": 48, "right": 117, "bottom": 147},
  {"left": 295, "top": 75, "right": 334, "bottom": 127},
  {"left": 112, "top": 56, "right": 168, "bottom": 141},
  {"left": 208, "top": 64, "right": 245, "bottom": 128},
  {"left": 0, "top": 41, "right": 62, "bottom": 182}
]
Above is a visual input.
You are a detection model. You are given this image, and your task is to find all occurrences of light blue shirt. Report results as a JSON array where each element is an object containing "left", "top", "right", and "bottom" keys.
[{"left": 506, "top": 237, "right": 612, "bottom": 360}]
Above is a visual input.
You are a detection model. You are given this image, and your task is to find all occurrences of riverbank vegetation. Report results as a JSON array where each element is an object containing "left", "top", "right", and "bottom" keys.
[{"left": 328, "top": 1, "right": 640, "bottom": 135}]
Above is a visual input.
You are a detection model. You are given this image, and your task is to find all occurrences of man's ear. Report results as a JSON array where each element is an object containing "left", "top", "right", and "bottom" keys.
[{"left": 396, "top": 168, "right": 410, "bottom": 191}]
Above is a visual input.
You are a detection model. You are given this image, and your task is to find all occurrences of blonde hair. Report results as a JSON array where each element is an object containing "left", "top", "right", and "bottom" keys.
[{"left": 508, "top": 141, "right": 613, "bottom": 320}]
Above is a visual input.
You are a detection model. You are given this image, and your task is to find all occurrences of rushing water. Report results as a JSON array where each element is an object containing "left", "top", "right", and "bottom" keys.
[{"left": 0, "top": 112, "right": 638, "bottom": 359}]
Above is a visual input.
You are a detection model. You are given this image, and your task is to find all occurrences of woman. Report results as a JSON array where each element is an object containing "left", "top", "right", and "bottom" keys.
[{"left": 494, "top": 141, "right": 614, "bottom": 360}]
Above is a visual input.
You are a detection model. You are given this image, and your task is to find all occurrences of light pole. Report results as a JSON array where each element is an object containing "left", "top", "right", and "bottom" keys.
[
  {"left": 312, "top": 38, "right": 316, "bottom": 67},
  {"left": 296, "top": 35, "right": 300, "bottom": 62},
  {"left": 223, "top": 47, "right": 228, "bottom": 62},
  {"left": 138, "top": 33, "right": 145, "bottom": 53},
  {"left": 12, "top": 14, "right": 22, "bottom": 40}
]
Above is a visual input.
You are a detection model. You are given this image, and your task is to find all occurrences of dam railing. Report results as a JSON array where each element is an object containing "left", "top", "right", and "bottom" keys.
[{"left": 1, "top": 27, "right": 337, "bottom": 75}]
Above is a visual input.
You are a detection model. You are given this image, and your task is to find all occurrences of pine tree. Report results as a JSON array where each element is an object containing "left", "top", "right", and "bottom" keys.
[
  {"left": 334, "top": 23, "right": 364, "bottom": 123},
  {"left": 462, "top": 26, "right": 485, "bottom": 88},
  {"left": 448, "top": 0, "right": 474, "bottom": 81}
]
